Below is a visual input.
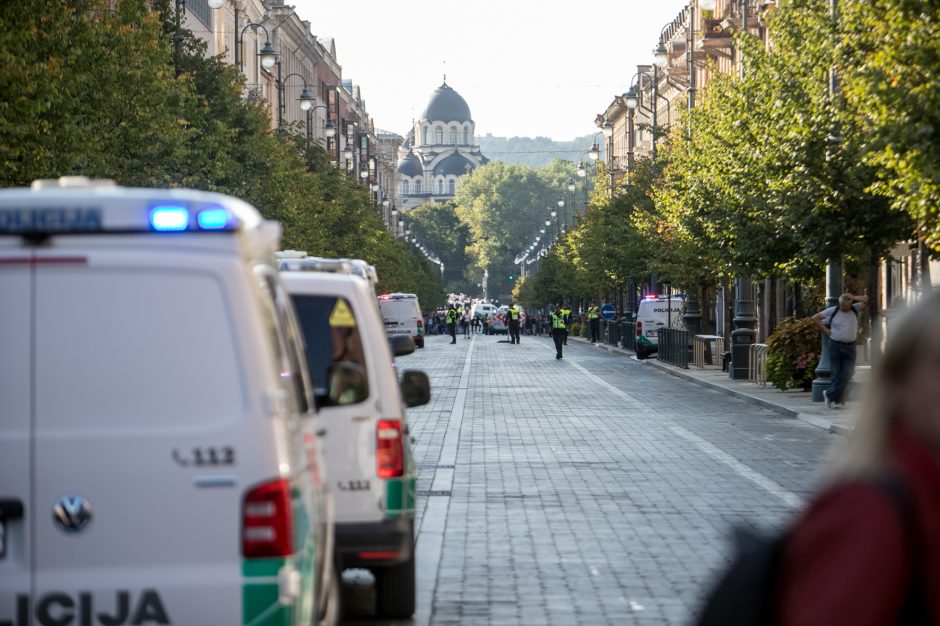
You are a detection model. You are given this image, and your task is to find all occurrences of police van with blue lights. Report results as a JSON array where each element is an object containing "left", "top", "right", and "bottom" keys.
[{"left": 0, "top": 178, "right": 338, "bottom": 626}]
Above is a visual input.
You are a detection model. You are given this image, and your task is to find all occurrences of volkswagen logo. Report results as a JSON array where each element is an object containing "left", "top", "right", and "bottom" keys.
[{"left": 53, "top": 494, "right": 92, "bottom": 533}]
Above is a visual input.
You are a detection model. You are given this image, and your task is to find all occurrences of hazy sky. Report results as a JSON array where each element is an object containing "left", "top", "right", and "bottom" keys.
[{"left": 291, "top": 0, "right": 687, "bottom": 141}]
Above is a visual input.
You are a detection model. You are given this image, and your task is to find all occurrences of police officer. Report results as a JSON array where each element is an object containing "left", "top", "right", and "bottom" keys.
[
  {"left": 446, "top": 303, "right": 458, "bottom": 344},
  {"left": 588, "top": 302, "right": 600, "bottom": 343},
  {"left": 560, "top": 303, "right": 572, "bottom": 345},
  {"left": 507, "top": 303, "right": 521, "bottom": 344},
  {"left": 551, "top": 302, "right": 567, "bottom": 359}
]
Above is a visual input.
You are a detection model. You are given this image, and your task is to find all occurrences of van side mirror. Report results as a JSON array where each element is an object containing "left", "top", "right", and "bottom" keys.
[
  {"left": 400, "top": 370, "right": 431, "bottom": 408},
  {"left": 389, "top": 334, "right": 415, "bottom": 357},
  {"left": 327, "top": 362, "right": 368, "bottom": 406}
]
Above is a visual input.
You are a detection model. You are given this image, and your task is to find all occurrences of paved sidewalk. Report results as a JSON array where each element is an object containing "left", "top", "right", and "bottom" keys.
[{"left": 568, "top": 337, "right": 862, "bottom": 436}]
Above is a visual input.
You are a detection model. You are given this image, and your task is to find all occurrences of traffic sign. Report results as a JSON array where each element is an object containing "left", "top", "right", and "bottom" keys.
[{"left": 600, "top": 304, "right": 616, "bottom": 321}]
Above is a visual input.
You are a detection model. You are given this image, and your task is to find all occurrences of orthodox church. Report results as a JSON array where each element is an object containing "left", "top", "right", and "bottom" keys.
[{"left": 396, "top": 80, "right": 488, "bottom": 210}]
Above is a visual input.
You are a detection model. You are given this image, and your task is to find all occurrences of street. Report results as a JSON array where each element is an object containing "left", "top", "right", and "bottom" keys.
[{"left": 343, "top": 333, "right": 836, "bottom": 626}]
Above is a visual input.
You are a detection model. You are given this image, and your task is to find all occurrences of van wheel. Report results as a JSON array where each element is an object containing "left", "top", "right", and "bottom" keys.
[
  {"left": 374, "top": 553, "right": 416, "bottom": 618},
  {"left": 317, "top": 563, "right": 341, "bottom": 626}
]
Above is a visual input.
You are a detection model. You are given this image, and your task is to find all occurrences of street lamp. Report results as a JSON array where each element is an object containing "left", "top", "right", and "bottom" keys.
[
  {"left": 577, "top": 163, "right": 587, "bottom": 178},
  {"left": 235, "top": 22, "right": 277, "bottom": 70},
  {"left": 588, "top": 143, "right": 600, "bottom": 161},
  {"left": 273, "top": 63, "right": 315, "bottom": 129}
]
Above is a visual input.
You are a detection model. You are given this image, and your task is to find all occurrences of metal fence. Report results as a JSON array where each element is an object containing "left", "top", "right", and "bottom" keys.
[
  {"left": 692, "top": 335, "right": 725, "bottom": 369},
  {"left": 657, "top": 328, "right": 690, "bottom": 369},
  {"left": 749, "top": 344, "right": 768, "bottom": 385},
  {"left": 602, "top": 320, "right": 622, "bottom": 346},
  {"left": 621, "top": 322, "right": 637, "bottom": 352}
]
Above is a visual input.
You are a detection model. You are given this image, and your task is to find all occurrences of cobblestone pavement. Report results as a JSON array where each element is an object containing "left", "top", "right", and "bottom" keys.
[{"left": 342, "top": 332, "right": 838, "bottom": 626}]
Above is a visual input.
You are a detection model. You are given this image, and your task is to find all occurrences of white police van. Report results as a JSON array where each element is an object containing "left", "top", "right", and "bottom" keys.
[
  {"left": 634, "top": 295, "right": 685, "bottom": 357},
  {"left": 0, "top": 178, "right": 337, "bottom": 626},
  {"left": 378, "top": 293, "right": 424, "bottom": 348},
  {"left": 278, "top": 260, "right": 429, "bottom": 619}
]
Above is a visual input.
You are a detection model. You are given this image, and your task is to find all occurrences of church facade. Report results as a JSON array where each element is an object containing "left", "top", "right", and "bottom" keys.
[{"left": 396, "top": 81, "right": 488, "bottom": 210}]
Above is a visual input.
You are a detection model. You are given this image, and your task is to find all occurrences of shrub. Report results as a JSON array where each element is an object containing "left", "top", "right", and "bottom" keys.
[
  {"left": 570, "top": 323, "right": 581, "bottom": 337},
  {"left": 765, "top": 317, "right": 820, "bottom": 391}
]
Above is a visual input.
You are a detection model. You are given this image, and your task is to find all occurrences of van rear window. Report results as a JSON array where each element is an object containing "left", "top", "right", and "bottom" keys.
[
  {"left": 291, "top": 295, "right": 369, "bottom": 405},
  {"left": 35, "top": 270, "right": 244, "bottom": 428}
]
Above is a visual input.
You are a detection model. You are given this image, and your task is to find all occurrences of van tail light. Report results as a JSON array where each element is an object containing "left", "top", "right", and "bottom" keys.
[
  {"left": 242, "top": 478, "right": 294, "bottom": 558},
  {"left": 376, "top": 419, "right": 404, "bottom": 478},
  {"left": 416, "top": 319, "right": 423, "bottom": 328},
  {"left": 636, "top": 321, "right": 643, "bottom": 336}
]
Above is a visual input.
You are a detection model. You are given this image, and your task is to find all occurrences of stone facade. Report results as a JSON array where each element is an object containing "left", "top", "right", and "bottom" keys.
[{"left": 396, "top": 82, "right": 488, "bottom": 210}]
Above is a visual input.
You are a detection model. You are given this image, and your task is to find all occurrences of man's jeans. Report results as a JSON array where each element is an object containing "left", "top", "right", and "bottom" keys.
[{"left": 828, "top": 339, "right": 857, "bottom": 404}]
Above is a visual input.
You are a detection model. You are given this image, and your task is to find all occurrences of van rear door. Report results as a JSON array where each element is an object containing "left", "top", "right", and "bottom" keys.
[
  {"left": 0, "top": 244, "right": 32, "bottom": 625},
  {"left": 31, "top": 244, "right": 247, "bottom": 625}
]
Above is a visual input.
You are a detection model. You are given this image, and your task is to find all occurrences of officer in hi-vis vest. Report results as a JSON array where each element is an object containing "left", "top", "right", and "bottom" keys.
[
  {"left": 507, "top": 304, "right": 521, "bottom": 344},
  {"left": 588, "top": 302, "right": 601, "bottom": 343},
  {"left": 446, "top": 303, "right": 458, "bottom": 344},
  {"left": 560, "top": 304, "right": 572, "bottom": 345},
  {"left": 551, "top": 303, "right": 567, "bottom": 359}
]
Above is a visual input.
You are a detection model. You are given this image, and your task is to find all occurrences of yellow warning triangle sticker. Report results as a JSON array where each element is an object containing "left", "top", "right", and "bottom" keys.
[{"left": 329, "top": 299, "right": 356, "bottom": 327}]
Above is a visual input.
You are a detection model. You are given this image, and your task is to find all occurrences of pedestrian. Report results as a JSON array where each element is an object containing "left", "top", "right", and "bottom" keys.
[
  {"left": 507, "top": 303, "right": 521, "bottom": 344},
  {"left": 812, "top": 292, "right": 868, "bottom": 409},
  {"left": 550, "top": 303, "right": 567, "bottom": 359},
  {"left": 560, "top": 304, "right": 572, "bottom": 345},
  {"left": 446, "top": 303, "right": 458, "bottom": 344},
  {"left": 588, "top": 301, "right": 601, "bottom": 343},
  {"left": 781, "top": 290, "right": 940, "bottom": 623},
  {"left": 462, "top": 306, "right": 471, "bottom": 339}
]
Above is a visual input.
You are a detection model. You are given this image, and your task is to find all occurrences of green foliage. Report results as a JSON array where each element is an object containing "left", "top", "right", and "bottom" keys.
[
  {"left": 0, "top": 0, "right": 443, "bottom": 303},
  {"left": 453, "top": 159, "right": 577, "bottom": 299},
  {"left": 404, "top": 202, "right": 473, "bottom": 294},
  {"left": 841, "top": 0, "right": 940, "bottom": 252},
  {"left": 570, "top": 322, "right": 581, "bottom": 337},
  {"left": 765, "top": 317, "right": 821, "bottom": 391}
]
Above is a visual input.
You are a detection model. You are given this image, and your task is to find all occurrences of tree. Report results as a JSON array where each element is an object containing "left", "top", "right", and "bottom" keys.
[
  {"left": 453, "top": 160, "right": 577, "bottom": 299},
  {"left": 841, "top": 0, "right": 940, "bottom": 251},
  {"left": 404, "top": 202, "right": 474, "bottom": 294}
]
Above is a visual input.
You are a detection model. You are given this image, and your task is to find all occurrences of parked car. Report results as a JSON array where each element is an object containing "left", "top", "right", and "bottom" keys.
[
  {"left": 280, "top": 267, "right": 430, "bottom": 619},
  {"left": 378, "top": 292, "right": 424, "bottom": 348},
  {"left": 0, "top": 178, "right": 337, "bottom": 626}
]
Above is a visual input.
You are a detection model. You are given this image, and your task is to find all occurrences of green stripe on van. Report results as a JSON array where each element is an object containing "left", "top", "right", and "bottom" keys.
[
  {"left": 383, "top": 475, "right": 417, "bottom": 519},
  {"left": 242, "top": 581, "right": 289, "bottom": 625}
]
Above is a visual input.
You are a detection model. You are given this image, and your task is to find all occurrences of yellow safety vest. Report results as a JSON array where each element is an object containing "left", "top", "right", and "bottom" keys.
[
  {"left": 588, "top": 306, "right": 599, "bottom": 320},
  {"left": 551, "top": 312, "right": 566, "bottom": 329},
  {"left": 509, "top": 308, "right": 520, "bottom": 321}
]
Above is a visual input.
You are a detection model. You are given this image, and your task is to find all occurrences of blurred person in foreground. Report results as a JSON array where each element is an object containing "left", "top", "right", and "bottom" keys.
[{"left": 777, "top": 289, "right": 940, "bottom": 624}]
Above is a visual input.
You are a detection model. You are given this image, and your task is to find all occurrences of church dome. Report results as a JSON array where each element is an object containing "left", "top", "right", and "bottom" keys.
[
  {"left": 396, "top": 150, "right": 422, "bottom": 177},
  {"left": 421, "top": 82, "right": 472, "bottom": 123},
  {"left": 433, "top": 151, "right": 475, "bottom": 177}
]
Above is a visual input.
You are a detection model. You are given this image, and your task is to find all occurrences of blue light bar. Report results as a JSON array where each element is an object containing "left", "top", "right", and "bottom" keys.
[
  {"left": 197, "top": 208, "right": 234, "bottom": 231},
  {"left": 150, "top": 206, "right": 189, "bottom": 232}
]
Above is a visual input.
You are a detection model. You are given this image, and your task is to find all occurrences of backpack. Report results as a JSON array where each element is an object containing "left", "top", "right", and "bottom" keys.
[{"left": 695, "top": 476, "right": 925, "bottom": 626}]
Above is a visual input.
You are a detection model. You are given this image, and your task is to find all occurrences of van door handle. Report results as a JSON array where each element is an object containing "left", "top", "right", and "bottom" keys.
[
  {"left": 316, "top": 428, "right": 327, "bottom": 437},
  {"left": 0, "top": 499, "right": 24, "bottom": 520}
]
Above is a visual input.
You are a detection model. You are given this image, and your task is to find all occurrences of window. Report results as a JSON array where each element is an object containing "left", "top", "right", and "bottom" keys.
[
  {"left": 437, "top": 179, "right": 444, "bottom": 194},
  {"left": 464, "top": 128, "right": 471, "bottom": 144},
  {"left": 423, "top": 127, "right": 429, "bottom": 145},
  {"left": 448, "top": 179, "right": 456, "bottom": 195},
  {"left": 450, "top": 127, "right": 458, "bottom": 144},
  {"left": 402, "top": 180, "right": 410, "bottom": 195},
  {"left": 415, "top": 179, "right": 422, "bottom": 194},
  {"left": 291, "top": 295, "right": 369, "bottom": 406},
  {"left": 435, "top": 128, "right": 443, "bottom": 144}
]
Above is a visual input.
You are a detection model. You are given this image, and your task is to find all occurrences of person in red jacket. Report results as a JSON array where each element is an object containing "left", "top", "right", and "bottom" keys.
[{"left": 776, "top": 290, "right": 940, "bottom": 625}]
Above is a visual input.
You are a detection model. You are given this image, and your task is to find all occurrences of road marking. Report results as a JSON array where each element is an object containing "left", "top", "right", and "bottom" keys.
[
  {"left": 669, "top": 425, "right": 804, "bottom": 509},
  {"left": 415, "top": 335, "right": 475, "bottom": 626},
  {"left": 538, "top": 339, "right": 804, "bottom": 509}
]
